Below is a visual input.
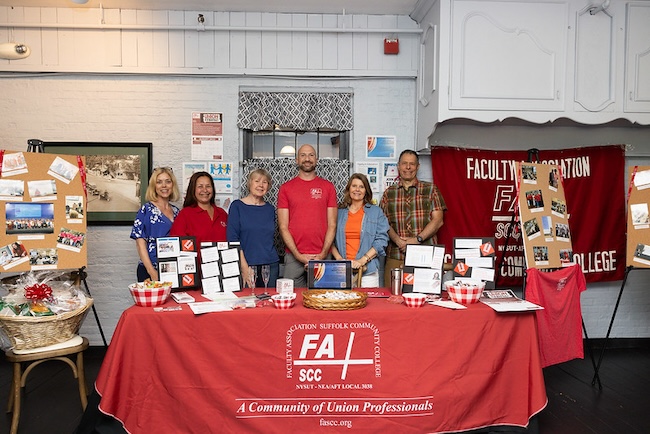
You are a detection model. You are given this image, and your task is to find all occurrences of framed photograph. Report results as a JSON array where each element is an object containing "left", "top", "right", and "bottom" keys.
[{"left": 42, "top": 142, "right": 152, "bottom": 225}]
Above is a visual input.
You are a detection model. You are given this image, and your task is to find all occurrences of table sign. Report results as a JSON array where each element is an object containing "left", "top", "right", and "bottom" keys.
[
  {"left": 156, "top": 236, "right": 199, "bottom": 289},
  {"left": 452, "top": 237, "right": 496, "bottom": 289},
  {"left": 402, "top": 244, "right": 445, "bottom": 294},
  {"left": 199, "top": 241, "right": 243, "bottom": 296}
]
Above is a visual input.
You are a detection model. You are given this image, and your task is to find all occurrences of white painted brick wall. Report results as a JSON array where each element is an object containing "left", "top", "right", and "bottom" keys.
[{"left": 0, "top": 75, "right": 415, "bottom": 345}]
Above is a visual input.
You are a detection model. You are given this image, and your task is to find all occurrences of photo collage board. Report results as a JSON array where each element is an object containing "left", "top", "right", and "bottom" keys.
[
  {"left": 402, "top": 244, "right": 446, "bottom": 294},
  {"left": 0, "top": 151, "right": 87, "bottom": 272},
  {"left": 451, "top": 237, "right": 496, "bottom": 289},
  {"left": 626, "top": 166, "right": 650, "bottom": 268},
  {"left": 517, "top": 162, "right": 574, "bottom": 270}
]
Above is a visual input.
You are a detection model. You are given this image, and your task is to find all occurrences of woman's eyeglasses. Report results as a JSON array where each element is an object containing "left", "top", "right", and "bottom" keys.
[{"left": 154, "top": 167, "right": 173, "bottom": 173}]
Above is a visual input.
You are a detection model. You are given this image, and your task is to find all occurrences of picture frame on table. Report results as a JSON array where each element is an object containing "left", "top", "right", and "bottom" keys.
[{"left": 42, "top": 142, "right": 152, "bottom": 225}]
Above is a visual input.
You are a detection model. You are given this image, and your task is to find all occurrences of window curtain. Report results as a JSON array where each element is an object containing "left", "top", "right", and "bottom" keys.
[{"left": 237, "top": 91, "right": 354, "bottom": 131}]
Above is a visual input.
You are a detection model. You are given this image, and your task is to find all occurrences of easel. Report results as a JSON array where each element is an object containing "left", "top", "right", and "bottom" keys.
[
  {"left": 73, "top": 266, "right": 108, "bottom": 347},
  {"left": 26, "top": 140, "right": 108, "bottom": 347},
  {"left": 498, "top": 149, "right": 601, "bottom": 388},
  {"left": 591, "top": 266, "right": 648, "bottom": 386}
]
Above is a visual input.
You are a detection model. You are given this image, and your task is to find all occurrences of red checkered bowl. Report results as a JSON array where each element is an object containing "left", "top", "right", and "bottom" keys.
[
  {"left": 271, "top": 293, "right": 296, "bottom": 310},
  {"left": 402, "top": 292, "right": 427, "bottom": 308},
  {"left": 444, "top": 281, "right": 485, "bottom": 304},
  {"left": 129, "top": 282, "right": 172, "bottom": 307}
]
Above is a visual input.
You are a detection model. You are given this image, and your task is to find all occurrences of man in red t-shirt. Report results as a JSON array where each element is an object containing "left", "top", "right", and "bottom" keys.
[{"left": 277, "top": 144, "right": 337, "bottom": 287}]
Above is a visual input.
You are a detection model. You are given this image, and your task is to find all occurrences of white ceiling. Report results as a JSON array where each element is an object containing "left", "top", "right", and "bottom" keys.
[{"left": 0, "top": 0, "right": 422, "bottom": 16}]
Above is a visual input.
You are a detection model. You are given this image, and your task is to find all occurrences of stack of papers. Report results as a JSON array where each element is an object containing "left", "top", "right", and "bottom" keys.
[
  {"left": 187, "top": 292, "right": 256, "bottom": 314},
  {"left": 481, "top": 290, "right": 544, "bottom": 312}
]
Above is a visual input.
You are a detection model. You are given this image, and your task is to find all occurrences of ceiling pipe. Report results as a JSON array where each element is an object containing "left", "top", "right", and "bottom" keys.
[{"left": 0, "top": 21, "right": 421, "bottom": 35}]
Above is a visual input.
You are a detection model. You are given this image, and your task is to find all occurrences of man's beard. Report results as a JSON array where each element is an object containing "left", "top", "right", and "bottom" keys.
[{"left": 300, "top": 162, "right": 316, "bottom": 172}]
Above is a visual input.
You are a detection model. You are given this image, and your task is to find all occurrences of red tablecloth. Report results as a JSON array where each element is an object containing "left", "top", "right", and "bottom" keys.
[{"left": 95, "top": 289, "right": 547, "bottom": 433}]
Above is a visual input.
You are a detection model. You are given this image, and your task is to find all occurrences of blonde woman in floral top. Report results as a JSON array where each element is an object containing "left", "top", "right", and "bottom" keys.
[{"left": 130, "top": 167, "right": 180, "bottom": 281}]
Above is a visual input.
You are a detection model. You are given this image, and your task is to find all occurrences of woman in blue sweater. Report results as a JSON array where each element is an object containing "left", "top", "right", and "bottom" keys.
[
  {"left": 331, "top": 173, "right": 389, "bottom": 288},
  {"left": 227, "top": 169, "right": 280, "bottom": 288}
]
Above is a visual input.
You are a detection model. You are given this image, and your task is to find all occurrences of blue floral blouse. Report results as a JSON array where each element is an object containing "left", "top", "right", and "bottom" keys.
[{"left": 130, "top": 202, "right": 179, "bottom": 267}]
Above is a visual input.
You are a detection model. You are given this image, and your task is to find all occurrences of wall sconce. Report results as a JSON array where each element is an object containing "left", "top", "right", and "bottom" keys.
[
  {"left": 0, "top": 42, "right": 30, "bottom": 60},
  {"left": 280, "top": 145, "right": 296, "bottom": 156}
]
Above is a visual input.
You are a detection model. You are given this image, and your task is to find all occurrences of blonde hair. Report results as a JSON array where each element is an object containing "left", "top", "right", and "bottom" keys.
[
  {"left": 247, "top": 168, "right": 272, "bottom": 190},
  {"left": 146, "top": 167, "right": 180, "bottom": 202}
]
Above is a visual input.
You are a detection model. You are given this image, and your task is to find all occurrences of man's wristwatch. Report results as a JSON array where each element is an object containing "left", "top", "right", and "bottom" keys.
[{"left": 416, "top": 234, "right": 424, "bottom": 243}]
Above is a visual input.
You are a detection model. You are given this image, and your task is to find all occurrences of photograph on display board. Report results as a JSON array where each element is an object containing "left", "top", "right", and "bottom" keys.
[
  {"left": 5, "top": 202, "right": 55, "bottom": 234},
  {"left": 626, "top": 166, "right": 650, "bottom": 268},
  {"left": 517, "top": 162, "right": 574, "bottom": 270},
  {"left": 0, "top": 151, "right": 87, "bottom": 272},
  {"left": 0, "top": 179, "right": 24, "bottom": 199}
]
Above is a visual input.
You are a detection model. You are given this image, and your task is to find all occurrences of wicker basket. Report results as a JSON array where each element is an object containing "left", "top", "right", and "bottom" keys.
[
  {"left": 0, "top": 298, "right": 93, "bottom": 350},
  {"left": 302, "top": 290, "right": 367, "bottom": 311}
]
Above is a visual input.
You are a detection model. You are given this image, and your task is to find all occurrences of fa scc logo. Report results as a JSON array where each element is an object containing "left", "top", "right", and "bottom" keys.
[{"left": 294, "top": 332, "right": 373, "bottom": 382}]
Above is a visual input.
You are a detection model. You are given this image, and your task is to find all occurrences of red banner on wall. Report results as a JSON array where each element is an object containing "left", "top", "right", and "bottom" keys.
[{"left": 431, "top": 145, "right": 626, "bottom": 286}]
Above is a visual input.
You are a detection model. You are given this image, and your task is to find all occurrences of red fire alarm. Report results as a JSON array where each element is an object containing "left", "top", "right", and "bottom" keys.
[{"left": 384, "top": 38, "right": 399, "bottom": 55}]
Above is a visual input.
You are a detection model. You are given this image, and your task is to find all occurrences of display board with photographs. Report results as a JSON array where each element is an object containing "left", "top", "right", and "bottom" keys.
[
  {"left": 452, "top": 237, "right": 496, "bottom": 289},
  {"left": 0, "top": 151, "right": 87, "bottom": 272},
  {"left": 401, "top": 244, "right": 446, "bottom": 294},
  {"left": 517, "top": 162, "right": 574, "bottom": 270},
  {"left": 156, "top": 236, "right": 200, "bottom": 290},
  {"left": 626, "top": 166, "right": 650, "bottom": 268},
  {"left": 199, "top": 241, "right": 243, "bottom": 296}
]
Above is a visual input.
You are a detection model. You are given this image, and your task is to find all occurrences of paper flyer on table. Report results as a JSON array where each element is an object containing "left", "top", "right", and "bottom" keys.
[
  {"left": 481, "top": 290, "right": 543, "bottom": 312},
  {"left": 429, "top": 299, "right": 467, "bottom": 310}
]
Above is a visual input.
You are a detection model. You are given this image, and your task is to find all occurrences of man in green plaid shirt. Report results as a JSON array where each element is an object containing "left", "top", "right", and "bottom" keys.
[{"left": 379, "top": 150, "right": 447, "bottom": 286}]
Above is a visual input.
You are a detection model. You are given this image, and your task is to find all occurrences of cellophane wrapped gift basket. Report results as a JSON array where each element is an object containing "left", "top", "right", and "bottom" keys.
[{"left": 0, "top": 270, "right": 92, "bottom": 351}]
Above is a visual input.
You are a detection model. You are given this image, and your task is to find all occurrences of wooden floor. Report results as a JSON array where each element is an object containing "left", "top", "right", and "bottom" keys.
[{"left": 0, "top": 343, "right": 648, "bottom": 434}]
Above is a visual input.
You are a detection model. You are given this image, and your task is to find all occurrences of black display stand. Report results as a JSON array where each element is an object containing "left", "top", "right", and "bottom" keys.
[
  {"left": 590, "top": 266, "right": 647, "bottom": 386},
  {"left": 74, "top": 266, "right": 108, "bottom": 347}
]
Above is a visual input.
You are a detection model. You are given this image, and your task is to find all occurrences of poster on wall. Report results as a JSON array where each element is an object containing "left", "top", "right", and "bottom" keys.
[
  {"left": 208, "top": 162, "right": 233, "bottom": 193},
  {"left": 191, "top": 112, "right": 224, "bottom": 161},
  {"left": 0, "top": 151, "right": 87, "bottom": 272},
  {"left": 517, "top": 162, "right": 574, "bottom": 270},
  {"left": 181, "top": 162, "right": 208, "bottom": 198},
  {"left": 366, "top": 135, "right": 396, "bottom": 159},
  {"left": 354, "top": 162, "right": 381, "bottom": 194},
  {"left": 626, "top": 166, "right": 650, "bottom": 268},
  {"left": 382, "top": 162, "right": 398, "bottom": 190}
]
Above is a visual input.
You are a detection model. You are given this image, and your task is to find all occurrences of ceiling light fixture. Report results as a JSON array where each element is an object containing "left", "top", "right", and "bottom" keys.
[
  {"left": 71, "top": 0, "right": 89, "bottom": 4},
  {"left": 280, "top": 146, "right": 296, "bottom": 156}
]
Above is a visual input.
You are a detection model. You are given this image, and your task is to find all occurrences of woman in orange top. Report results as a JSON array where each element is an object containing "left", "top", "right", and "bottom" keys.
[{"left": 331, "top": 174, "right": 389, "bottom": 287}]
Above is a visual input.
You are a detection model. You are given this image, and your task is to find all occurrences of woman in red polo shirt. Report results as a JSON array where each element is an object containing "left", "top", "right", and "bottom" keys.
[{"left": 170, "top": 171, "right": 227, "bottom": 246}]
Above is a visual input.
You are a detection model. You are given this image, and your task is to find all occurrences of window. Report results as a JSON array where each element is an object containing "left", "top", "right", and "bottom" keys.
[{"left": 243, "top": 128, "right": 350, "bottom": 159}]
